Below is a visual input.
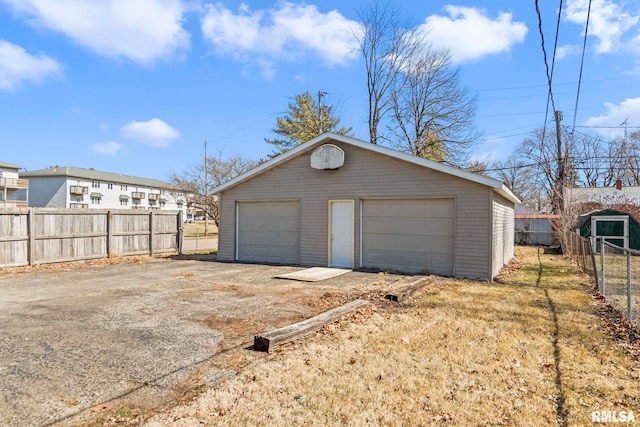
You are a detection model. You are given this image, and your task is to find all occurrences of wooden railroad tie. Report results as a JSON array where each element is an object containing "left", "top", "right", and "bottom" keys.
[
  {"left": 384, "top": 277, "right": 431, "bottom": 303},
  {"left": 253, "top": 299, "right": 370, "bottom": 353}
]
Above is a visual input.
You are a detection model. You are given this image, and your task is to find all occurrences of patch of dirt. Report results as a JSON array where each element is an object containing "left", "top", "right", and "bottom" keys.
[
  {"left": 0, "top": 254, "right": 165, "bottom": 276},
  {"left": 493, "top": 252, "right": 525, "bottom": 281}
]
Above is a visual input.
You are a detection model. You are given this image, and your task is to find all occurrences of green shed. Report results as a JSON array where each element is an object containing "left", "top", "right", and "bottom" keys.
[{"left": 575, "top": 209, "right": 640, "bottom": 249}]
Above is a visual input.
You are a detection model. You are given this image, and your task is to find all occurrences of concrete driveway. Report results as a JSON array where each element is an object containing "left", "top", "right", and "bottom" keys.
[{"left": 0, "top": 257, "right": 409, "bottom": 426}]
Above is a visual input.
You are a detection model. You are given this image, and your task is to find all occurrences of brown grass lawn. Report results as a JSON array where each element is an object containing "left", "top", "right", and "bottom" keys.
[
  {"left": 182, "top": 221, "right": 218, "bottom": 240},
  {"left": 145, "top": 246, "right": 640, "bottom": 426}
]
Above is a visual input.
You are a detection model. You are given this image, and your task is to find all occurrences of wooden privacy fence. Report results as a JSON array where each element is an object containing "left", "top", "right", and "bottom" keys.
[{"left": 0, "top": 208, "right": 183, "bottom": 268}]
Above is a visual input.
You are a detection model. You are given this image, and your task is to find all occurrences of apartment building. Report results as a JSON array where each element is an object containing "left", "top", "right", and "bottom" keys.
[
  {"left": 20, "top": 166, "right": 190, "bottom": 216},
  {"left": 0, "top": 161, "right": 28, "bottom": 208}
]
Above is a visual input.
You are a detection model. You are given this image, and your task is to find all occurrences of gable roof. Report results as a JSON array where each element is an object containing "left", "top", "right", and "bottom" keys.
[
  {"left": 0, "top": 161, "right": 23, "bottom": 170},
  {"left": 20, "top": 166, "right": 176, "bottom": 190},
  {"left": 574, "top": 208, "right": 640, "bottom": 229},
  {"left": 213, "top": 133, "right": 520, "bottom": 204}
]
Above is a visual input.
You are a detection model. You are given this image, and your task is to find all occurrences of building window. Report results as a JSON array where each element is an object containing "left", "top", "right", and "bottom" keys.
[
  {"left": 177, "top": 202, "right": 183, "bottom": 209},
  {"left": 132, "top": 199, "right": 141, "bottom": 206},
  {"left": 121, "top": 184, "right": 128, "bottom": 191},
  {"left": 149, "top": 200, "right": 156, "bottom": 207},
  {"left": 92, "top": 181, "right": 100, "bottom": 188},
  {"left": 108, "top": 183, "right": 113, "bottom": 189},
  {"left": 91, "top": 196, "right": 101, "bottom": 205},
  {"left": 120, "top": 199, "right": 128, "bottom": 206},
  {"left": 160, "top": 201, "right": 166, "bottom": 208}
]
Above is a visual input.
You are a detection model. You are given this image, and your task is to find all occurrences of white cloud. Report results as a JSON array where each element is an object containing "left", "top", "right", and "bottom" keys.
[
  {"left": 93, "top": 141, "right": 123, "bottom": 156},
  {"left": 584, "top": 97, "right": 640, "bottom": 137},
  {"left": 419, "top": 6, "right": 528, "bottom": 63},
  {"left": 564, "top": 0, "right": 639, "bottom": 54},
  {"left": 1, "top": 0, "right": 190, "bottom": 64},
  {"left": 120, "top": 118, "right": 180, "bottom": 147},
  {"left": 0, "top": 40, "right": 61, "bottom": 90},
  {"left": 556, "top": 44, "right": 581, "bottom": 59},
  {"left": 201, "top": 2, "right": 361, "bottom": 78}
]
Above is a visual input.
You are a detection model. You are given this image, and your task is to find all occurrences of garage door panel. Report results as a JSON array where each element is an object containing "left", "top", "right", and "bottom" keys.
[
  {"left": 237, "top": 201, "right": 300, "bottom": 264},
  {"left": 362, "top": 217, "right": 384, "bottom": 233},
  {"left": 387, "top": 219, "right": 409, "bottom": 235},
  {"left": 427, "top": 202, "right": 453, "bottom": 217},
  {"left": 425, "top": 219, "right": 454, "bottom": 236},
  {"left": 362, "top": 199, "right": 454, "bottom": 275},
  {"left": 364, "top": 234, "right": 416, "bottom": 252},
  {"left": 241, "top": 217, "right": 297, "bottom": 232},
  {"left": 238, "top": 230, "right": 298, "bottom": 246}
]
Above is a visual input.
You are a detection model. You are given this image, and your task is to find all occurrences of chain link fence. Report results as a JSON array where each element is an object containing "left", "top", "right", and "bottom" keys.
[{"left": 566, "top": 232, "right": 640, "bottom": 323}]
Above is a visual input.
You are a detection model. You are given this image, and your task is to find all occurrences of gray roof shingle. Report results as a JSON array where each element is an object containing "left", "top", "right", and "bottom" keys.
[{"left": 20, "top": 166, "right": 176, "bottom": 189}]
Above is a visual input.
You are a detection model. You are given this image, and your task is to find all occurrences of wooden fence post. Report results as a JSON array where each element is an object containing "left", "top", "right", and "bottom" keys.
[
  {"left": 627, "top": 251, "right": 632, "bottom": 321},
  {"left": 107, "top": 210, "right": 114, "bottom": 258},
  {"left": 177, "top": 210, "right": 183, "bottom": 253},
  {"left": 27, "top": 208, "right": 35, "bottom": 265},
  {"left": 600, "top": 239, "right": 606, "bottom": 294},
  {"left": 149, "top": 210, "right": 155, "bottom": 256}
]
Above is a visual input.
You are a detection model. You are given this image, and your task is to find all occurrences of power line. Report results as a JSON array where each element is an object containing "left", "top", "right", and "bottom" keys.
[
  {"left": 534, "top": 0, "right": 560, "bottom": 141},
  {"left": 473, "top": 76, "right": 640, "bottom": 93},
  {"left": 575, "top": 125, "right": 640, "bottom": 130},
  {"left": 570, "top": 0, "right": 593, "bottom": 138},
  {"left": 549, "top": 0, "right": 564, "bottom": 108}
]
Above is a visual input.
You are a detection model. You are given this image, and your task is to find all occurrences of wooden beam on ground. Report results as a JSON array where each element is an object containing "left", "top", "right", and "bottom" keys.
[
  {"left": 253, "top": 299, "right": 370, "bottom": 353},
  {"left": 385, "top": 278, "right": 431, "bottom": 303}
]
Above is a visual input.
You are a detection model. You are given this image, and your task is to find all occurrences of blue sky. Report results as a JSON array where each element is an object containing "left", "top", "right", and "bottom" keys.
[{"left": 1, "top": 0, "right": 640, "bottom": 181}]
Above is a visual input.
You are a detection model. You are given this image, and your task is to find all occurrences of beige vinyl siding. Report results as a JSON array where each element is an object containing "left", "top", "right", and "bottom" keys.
[
  {"left": 491, "top": 193, "right": 515, "bottom": 277},
  {"left": 218, "top": 141, "right": 493, "bottom": 279},
  {"left": 454, "top": 186, "right": 492, "bottom": 280},
  {"left": 218, "top": 193, "right": 234, "bottom": 261}
]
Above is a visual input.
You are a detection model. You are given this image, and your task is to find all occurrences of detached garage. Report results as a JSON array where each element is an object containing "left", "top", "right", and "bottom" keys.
[{"left": 214, "top": 133, "right": 519, "bottom": 281}]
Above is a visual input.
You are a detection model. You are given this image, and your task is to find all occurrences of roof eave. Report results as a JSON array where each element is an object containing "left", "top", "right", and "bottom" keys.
[
  {"left": 213, "top": 133, "right": 337, "bottom": 194},
  {"left": 213, "top": 132, "right": 521, "bottom": 205},
  {"left": 497, "top": 185, "right": 521, "bottom": 205}
]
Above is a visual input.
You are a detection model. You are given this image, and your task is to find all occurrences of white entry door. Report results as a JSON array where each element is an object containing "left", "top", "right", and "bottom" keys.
[{"left": 330, "top": 201, "right": 354, "bottom": 268}]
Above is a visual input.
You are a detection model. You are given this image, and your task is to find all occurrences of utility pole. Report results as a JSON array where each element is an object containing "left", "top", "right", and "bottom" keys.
[
  {"left": 554, "top": 110, "right": 564, "bottom": 214},
  {"left": 621, "top": 117, "right": 629, "bottom": 143},
  {"left": 204, "top": 139, "right": 208, "bottom": 236},
  {"left": 318, "top": 91, "right": 327, "bottom": 134}
]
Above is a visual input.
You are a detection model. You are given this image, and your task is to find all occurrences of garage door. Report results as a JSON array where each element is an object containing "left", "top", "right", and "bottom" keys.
[
  {"left": 237, "top": 201, "right": 300, "bottom": 264},
  {"left": 362, "top": 199, "right": 454, "bottom": 275}
]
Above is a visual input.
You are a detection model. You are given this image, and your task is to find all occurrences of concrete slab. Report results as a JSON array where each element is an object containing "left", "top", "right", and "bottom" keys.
[{"left": 275, "top": 267, "right": 352, "bottom": 282}]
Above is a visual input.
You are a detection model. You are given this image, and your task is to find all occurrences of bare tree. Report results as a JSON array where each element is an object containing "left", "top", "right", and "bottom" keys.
[
  {"left": 490, "top": 157, "right": 533, "bottom": 201},
  {"left": 389, "top": 48, "right": 479, "bottom": 164},
  {"left": 515, "top": 128, "right": 575, "bottom": 214},
  {"left": 356, "top": 2, "right": 479, "bottom": 165},
  {"left": 615, "top": 131, "right": 640, "bottom": 186},
  {"left": 573, "top": 133, "right": 609, "bottom": 187},
  {"left": 169, "top": 150, "right": 258, "bottom": 227},
  {"left": 559, "top": 130, "right": 640, "bottom": 188},
  {"left": 466, "top": 157, "right": 490, "bottom": 176},
  {"left": 355, "top": 2, "right": 422, "bottom": 145}
]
